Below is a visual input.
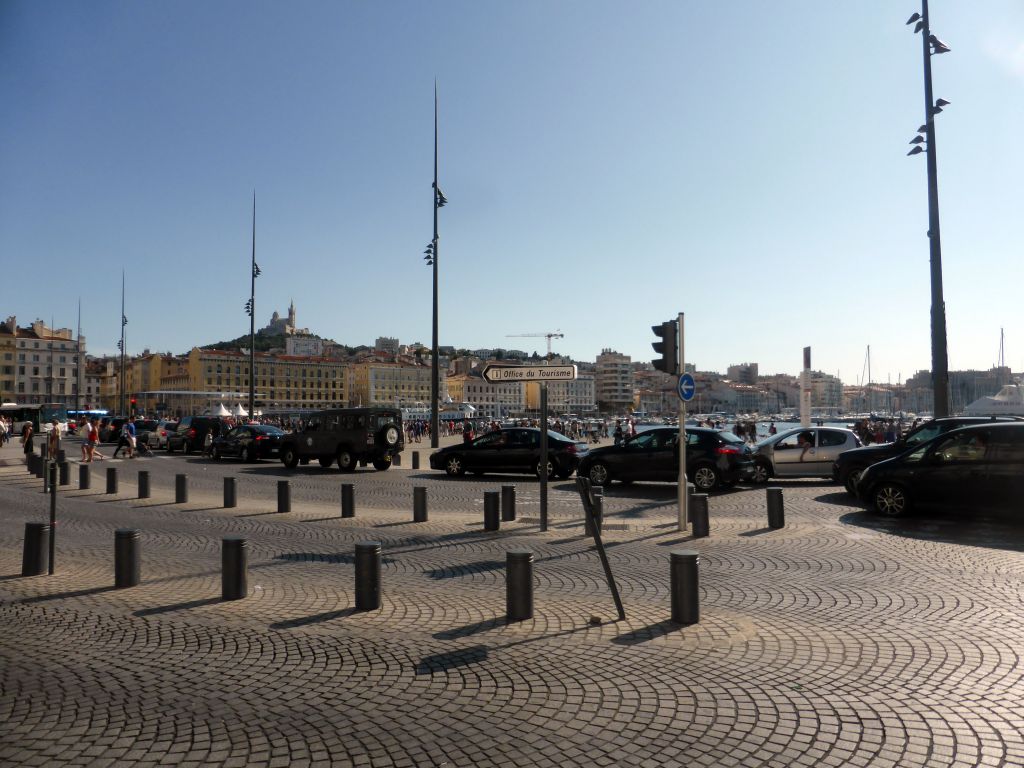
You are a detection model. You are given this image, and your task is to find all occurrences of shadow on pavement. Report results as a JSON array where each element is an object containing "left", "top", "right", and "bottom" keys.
[
  {"left": 839, "top": 510, "right": 1024, "bottom": 552},
  {"left": 424, "top": 560, "right": 504, "bottom": 580},
  {"left": 134, "top": 596, "right": 220, "bottom": 617},
  {"left": 815, "top": 491, "right": 862, "bottom": 507},
  {"left": 433, "top": 617, "right": 502, "bottom": 641},
  {"left": 611, "top": 619, "right": 687, "bottom": 645},
  {"left": 415, "top": 645, "right": 489, "bottom": 674},
  {"left": 20, "top": 585, "right": 118, "bottom": 603},
  {"left": 738, "top": 527, "right": 775, "bottom": 537},
  {"left": 274, "top": 552, "right": 394, "bottom": 565},
  {"left": 270, "top": 607, "right": 358, "bottom": 630}
]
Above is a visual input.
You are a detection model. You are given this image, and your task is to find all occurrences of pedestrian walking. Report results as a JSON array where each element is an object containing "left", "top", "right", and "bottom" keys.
[{"left": 21, "top": 420, "right": 34, "bottom": 464}]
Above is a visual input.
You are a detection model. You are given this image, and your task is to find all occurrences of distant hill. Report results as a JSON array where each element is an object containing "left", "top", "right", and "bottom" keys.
[{"left": 202, "top": 331, "right": 340, "bottom": 354}]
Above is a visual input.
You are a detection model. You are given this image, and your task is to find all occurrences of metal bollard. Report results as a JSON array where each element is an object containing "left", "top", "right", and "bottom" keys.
[
  {"left": 484, "top": 491, "right": 500, "bottom": 531},
  {"left": 21, "top": 522, "right": 50, "bottom": 576},
  {"left": 224, "top": 477, "right": 237, "bottom": 508},
  {"left": 355, "top": 541, "right": 382, "bottom": 610},
  {"left": 691, "top": 494, "right": 710, "bottom": 538},
  {"left": 670, "top": 550, "right": 700, "bottom": 625},
  {"left": 57, "top": 449, "right": 66, "bottom": 463},
  {"left": 59, "top": 461, "right": 69, "bottom": 486},
  {"left": 79, "top": 463, "right": 91, "bottom": 490},
  {"left": 501, "top": 485, "right": 516, "bottom": 522},
  {"left": 277, "top": 480, "right": 291, "bottom": 514},
  {"left": 41, "top": 443, "right": 49, "bottom": 461},
  {"left": 341, "top": 483, "right": 355, "bottom": 518},
  {"left": 412, "top": 451, "right": 420, "bottom": 470},
  {"left": 41, "top": 460, "right": 50, "bottom": 491},
  {"left": 392, "top": 452, "right": 401, "bottom": 467},
  {"left": 27, "top": 452, "right": 37, "bottom": 474},
  {"left": 114, "top": 529, "right": 141, "bottom": 588},
  {"left": 413, "top": 486, "right": 427, "bottom": 522},
  {"left": 175, "top": 474, "right": 188, "bottom": 504},
  {"left": 221, "top": 536, "right": 248, "bottom": 600},
  {"left": 767, "top": 487, "right": 785, "bottom": 529},
  {"left": 506, "top": 550, "right": 534, "bottom": 622},
  {"left": 35, "top": 455, "right": 45, "bottom": 480},
  {"left": 106, "top": 467, "right": 118, "bottom": 494},
  {"left": 138, "top": 470, "right": 150, "bottom": 499},
  {"left": 585, "top": 486, "right": 604, "bottom": 536}
]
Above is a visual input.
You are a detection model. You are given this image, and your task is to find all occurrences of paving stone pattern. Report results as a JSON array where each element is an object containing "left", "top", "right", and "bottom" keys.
[{"left": 1, "top": 448, "right": 1023, "bottom": 767}]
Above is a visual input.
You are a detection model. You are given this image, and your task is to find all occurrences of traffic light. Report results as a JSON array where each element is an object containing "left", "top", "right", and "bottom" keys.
[{"left": 651, "top": 320, "right": 679, "bottom": 374}]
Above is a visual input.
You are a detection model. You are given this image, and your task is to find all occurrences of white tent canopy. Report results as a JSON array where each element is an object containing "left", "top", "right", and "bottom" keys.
[
  {"left": 215, "top": 403, "right": 231, "bottom": 417},
  {"left": 232, "top": 403, "right": 248, "bottom": 417}
]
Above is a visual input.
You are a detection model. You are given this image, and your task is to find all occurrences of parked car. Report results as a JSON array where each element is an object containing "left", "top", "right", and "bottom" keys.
[
  {"left": 279, "top": 407, "right": 403, "bottom": 471},
  {"left": 211, "top": 424, "right": 286, "bottom": 462},
  {"left": 99, "top": 418, "right": 128, "bottom": 443},
  {"left": 833, "top": 416, "right": 1022, "bottom": 494},
  {"left": 429, "top": 427, "right": 585, "bottom": 479},
  {"left": 167, "top": 416, "right": 228, "bottom": 454},
  {"left": 856, "top": 422, "right": 1024, "bottom": 517},
  {"left": 576, "top": 427, "right": 755, "bottom": 491},
  {"left": 751, "top": 427, "right": 860, "bottom": 484},
  {"left": 133, "top": 419, "right": 160, "bottom": 447},
  {"left": 148, "top": 419, "right": 177, "bottom": 449}
]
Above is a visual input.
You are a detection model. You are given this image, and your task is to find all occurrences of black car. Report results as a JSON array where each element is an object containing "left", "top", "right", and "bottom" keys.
[
  {"left": 99, "top": 417, "right": 128, "bottom": 443},
  {"left": 211, "top": 424, "right": 286, "bottom": 462},
  {"left": 429, "top": 428, "right": 584, "bottom": 479},
  {"left": 857, "top": 422, "right": 1024, "bottom": 517},
  {"left": 833, "top": 416, "right": 1022, "bottom": 494},
  {"left": 279, "top": 407, "right": 403, "bottom": 471},
  {"left": 577, "top": 427, "right": 755, "bottom": 491},
  {"left": 167, "top": 416, "right": 228, "bottom": 454}
]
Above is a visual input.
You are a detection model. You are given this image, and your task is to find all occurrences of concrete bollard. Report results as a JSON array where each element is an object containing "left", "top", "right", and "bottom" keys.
[
  {"left": 21, "top": 522, "right": 51, "bottom": 577},
  {"left": 484, "top": 491, "right": 500, "bottom": 531},
  {"left": 79, "top": 463, "right": 91, "bottom": 490},
  {"left": 221, "top": 536, "right": 248, "bottom": 600},
  {"left": 175, "top": 474, "right": 188, "bottom": 504},
  {"left": 506, "top": 550, "right": 534, "bottom": 622},
  {"left": 341, "top": 483, "right": 355, "bottom": 518},
  {"left": 106, "top": 467, "right": 118, "bottom": 494},
  {"left": 585, "top": 486, "right": 604, "bottom": 536},
  {"left": 138, "top": 470, "right": 150, "bottom": 499},
  {"left": 767, "top": 487, "right": 785, "bottom": 529},
  {"left": 114, "top": 529, "right": 141, "bottom": 588},
  {"left": 670, "top": 550, "right": 700, "bottom": 625},
  {"left": 392, "top": 452, "right": 402, "bottom": 467},
  {"left": 691, "top": 494, "right": 710, "bottom": 538},
  {"left": 277, "top": 480, "right": 291, "bottom": 514},
  {"left": 355, "top": 541, "right": 382, "bottom": 610},
  {"left": 412, "top": 451, "right": 420, "bottom": 470},
  {"left": 413, "top": 486, "right": 428, "bottom": 522},
  {"left": 501, "top": 485, "right": 516, "bottom": 522},
  {"left": 223, "top": 477, "right": 237, "bottom": 508},
  {"left": 58, "top": 461, "right": 69, "bottom": 486}
]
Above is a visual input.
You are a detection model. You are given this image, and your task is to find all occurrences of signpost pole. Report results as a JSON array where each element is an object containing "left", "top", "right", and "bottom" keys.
[
  {"left": 677, "top": 312, "right": 687, "bottom": 531},
  {"left": 539, "top": 382, "right": 548, "bottom": 532}
]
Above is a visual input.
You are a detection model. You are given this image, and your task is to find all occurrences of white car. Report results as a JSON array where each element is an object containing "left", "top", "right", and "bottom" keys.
[
  {"left": 751, "top": 427, "right": 861, "bottom": 483},
  {"left": 149, "top": 419, "right": 177, "bottom": 449}
]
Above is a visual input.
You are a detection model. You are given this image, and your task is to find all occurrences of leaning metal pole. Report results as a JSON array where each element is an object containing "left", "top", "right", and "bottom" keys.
[
  {"left": 249, "top": 192, "right": 256, "bottom": 418},
  {"left": 430, "top": 84, "right": 440, "bottom": 448},
  {"left": 920, "top": 0, "right": 950, "bottom": 417}
]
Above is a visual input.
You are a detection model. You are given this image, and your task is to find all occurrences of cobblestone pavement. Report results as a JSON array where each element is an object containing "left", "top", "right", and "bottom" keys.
[{"left": 2, "top": 442, "right": 1023, "bottom": 767}]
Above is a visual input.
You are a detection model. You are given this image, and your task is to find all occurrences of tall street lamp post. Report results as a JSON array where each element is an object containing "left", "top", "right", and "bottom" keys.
[
  {"left": 427, "top": 84, "right": 448, "bottom": 448},
  {"left": 906, "top": 2, "right": 951, "bottom": 417},
  {"left": 245, "top": 192, "right": 260, "bottom": 419}
]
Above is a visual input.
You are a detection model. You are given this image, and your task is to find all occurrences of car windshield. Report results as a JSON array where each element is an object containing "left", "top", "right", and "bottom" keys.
[
  {"left": 906, "top": 423, "right": 942, "bottom": 446},
  {"left": 254, "top": 426, "right": 284, "bottom": 435},
  {"left": 718, "top": 431, "right": 746, "bottom": 445}
]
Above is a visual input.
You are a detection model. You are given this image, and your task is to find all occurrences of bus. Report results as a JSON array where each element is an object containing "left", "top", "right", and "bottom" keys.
[{"left": 0, "top": 403, "right": 70, "bottom": 435}]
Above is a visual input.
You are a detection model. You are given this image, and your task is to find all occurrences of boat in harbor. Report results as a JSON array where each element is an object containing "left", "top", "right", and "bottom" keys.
[{"left": 963, "top": 383, "right": 1024, "bottom": 417}]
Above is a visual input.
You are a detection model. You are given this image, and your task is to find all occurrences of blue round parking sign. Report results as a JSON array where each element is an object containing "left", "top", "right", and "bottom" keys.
[{"left": 678, "top": 373, "right": 696, "bottom": 402}]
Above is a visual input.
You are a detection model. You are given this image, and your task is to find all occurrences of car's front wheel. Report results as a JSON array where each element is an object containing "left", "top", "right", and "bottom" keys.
[
  {"left": 843, "top": 468, "right": 864, "bottom": 495},
  {"left": 751, "top": 460, "right": 771, "bottom": 485},
  {"left": 692, "top": 463, "right": 720, "bottom": 492},
  {"left": 445, "top": 455, "right": 465, "bottom": 476},
  {"left": 873, "top": 483, "right": 911, "bottom": 517},
  {"left": 533, "top": 458, "right": 556, "bottom": 480},
  {"left": 281, "top": 446, "right": 299, "bottom": 469},
  {"left": 337, "top": 449, "right": 355, "bottom": 472},
  {"left": 587, "top": 462, "right": 611, "bottom": 486},
  {"left": 372, "top": 457, "right": 392, "bottom": 471}
]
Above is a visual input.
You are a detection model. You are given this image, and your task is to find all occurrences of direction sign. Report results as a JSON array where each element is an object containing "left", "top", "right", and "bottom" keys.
[
  {"left": 481, "top": 364, "right": 578, "bottom": 383},
  {"left": 677, "top": 373, "right": 696, "bottom": 402}
]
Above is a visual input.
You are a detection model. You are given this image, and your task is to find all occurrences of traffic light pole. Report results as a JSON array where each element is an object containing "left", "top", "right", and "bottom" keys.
[{"left": 676, "top": 313, "right": 687, "bottom": 532}]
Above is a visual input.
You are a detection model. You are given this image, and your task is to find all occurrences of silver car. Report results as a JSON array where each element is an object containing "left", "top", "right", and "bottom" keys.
[{"left": 751, "top": 427, "right": 861, "bottom": 483}]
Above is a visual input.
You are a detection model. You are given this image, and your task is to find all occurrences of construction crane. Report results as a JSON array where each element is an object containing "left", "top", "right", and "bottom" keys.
[{"left": 506, "top": 331, "right": 564, "bottom": 359}]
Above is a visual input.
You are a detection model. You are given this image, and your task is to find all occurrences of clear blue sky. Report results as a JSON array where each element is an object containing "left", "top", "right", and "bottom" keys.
[{"left": 2, "top": 1, "right": 1022, "bottom": 385}]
